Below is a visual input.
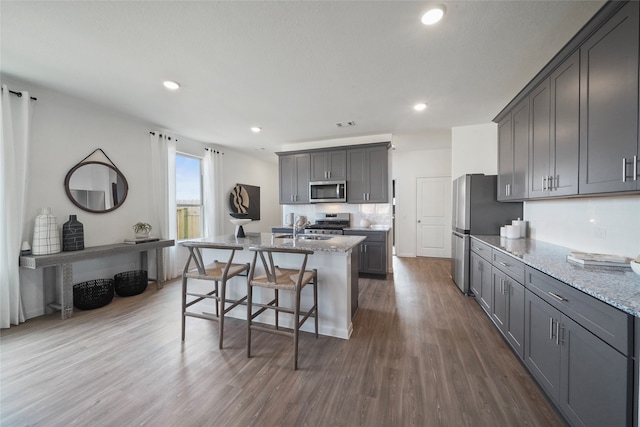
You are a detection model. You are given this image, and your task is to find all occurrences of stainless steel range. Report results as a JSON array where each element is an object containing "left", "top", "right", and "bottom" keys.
[{"left": 304, "top": 213, "right": 350, "bottom": 235}]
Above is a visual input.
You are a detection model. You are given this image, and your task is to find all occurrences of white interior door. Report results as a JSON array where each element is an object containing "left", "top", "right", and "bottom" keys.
[{"left": 416, "top": 177, "right": 451, "bottom": 258}]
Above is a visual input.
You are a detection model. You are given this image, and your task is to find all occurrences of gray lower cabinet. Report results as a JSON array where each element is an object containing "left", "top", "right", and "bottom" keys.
[
  {"left": 525, "top": 290, "right": 630, "bottom": 427},
  {"left": 346, "top": 145, "right": 389, "bottom": 203},
  {"left": 344, "top": 230, "right": 387, "bottom": 275},
  {"left": 579, "top": 0, "right": 639, "bottom": 194},
  {"left": 491, "top": 268, "right": 525, "bottom": 359},
  {"left": 470, "top": 251, "right": 492, "bottom": 315},
  {"left": 278, "top": 153, "right": 310, "bottom": 204}
]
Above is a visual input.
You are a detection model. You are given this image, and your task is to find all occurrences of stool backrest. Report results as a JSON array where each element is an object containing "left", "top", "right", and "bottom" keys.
[
  {"left": 248, "top": 246, "right": 314, "bottom": 286},
  {"left": 180, "top": 242, "right": 244, "bottom": 276}
]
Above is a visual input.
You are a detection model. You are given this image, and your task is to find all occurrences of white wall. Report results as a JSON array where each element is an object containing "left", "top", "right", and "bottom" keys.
[
  {"left": 6, "top": 76, "right": 278, "bottom": 319},
  {"left": 392, "top": 132, "right": 452, "bottom": 258},
  {"left": 451, "top": 122, "right": 498, "bottom": 179}
]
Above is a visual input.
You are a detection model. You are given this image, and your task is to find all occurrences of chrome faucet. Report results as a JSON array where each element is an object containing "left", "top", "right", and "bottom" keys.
[{"left": 293, "top": 216, "right": 301, "bottom": 239}]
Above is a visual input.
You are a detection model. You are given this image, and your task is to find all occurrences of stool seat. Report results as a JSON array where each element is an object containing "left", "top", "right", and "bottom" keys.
[
  {"left": 247, "top": 246, "right": 318, "bottom": 370},
  {"left": 180, "top": 242, "right": 249, "bottom": 349},
  {"left": 183, "top": 261, "right": 249, "bottom": 281}
]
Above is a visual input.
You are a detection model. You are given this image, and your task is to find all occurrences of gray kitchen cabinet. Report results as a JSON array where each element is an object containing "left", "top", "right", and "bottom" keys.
[
  {"left": 525, "top": 289, "right": 561, "bottom": 402},
  {"left": 497, "top": 97, "right": 529, "bottom": 201},
  {"left": 525, "top": 265, "right": 632, "bottom": 427},
  {"left": 560, "top": 315, "right": 629, "bottom": 427},
  {"left": 310, "top": 149, "right": 346, "bottom": 181},
  {"left": 347, "top": 145, "right": 389, "bottom": 203},
  {"left": 525, "top": 290, "right": 630, "bottom": 427},
  {"left": 470, "top": 252, "right": 492, "bottom": 315},
  {"left": 470, "top": 239, "right": 492, "bottom": 314},
  {"left": 491, "top": 267, "right": 525, "bottom": 359},
  {"left": 529, "top": 51, "right": 580, "bottom": 198},
  {"left": 579, "top": 0, "right": 639, "bottom": 194},
  {"left": 278, "top": 153, "right": 310, "bottom": 204},
  {"left": 344, "top": 230, "right": 387, "bottom": 275},
  {"left": 490, "top": 251, "right": 525, "bottom": 359}
]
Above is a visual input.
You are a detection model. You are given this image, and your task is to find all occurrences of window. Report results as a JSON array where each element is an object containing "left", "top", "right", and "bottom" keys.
[{"left": 176, "top": 153, "right": 203, "bottom": 240}]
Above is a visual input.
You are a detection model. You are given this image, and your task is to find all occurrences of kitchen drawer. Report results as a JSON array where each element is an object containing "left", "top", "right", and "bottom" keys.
[
  {"left": 272, "top": 227, "right": 293, "bottom": 234},
  {"left": 344, "top": 230, "right": 385, "bottom": 242},
  {"left": 470, "top": 238, "right": 492, "bottom": 261},
  {"left": 492, "top": 250, "right": 525, "bottom": 284},
  {"left": 525, "top": 266, "right": 632, "bottom": 355}
]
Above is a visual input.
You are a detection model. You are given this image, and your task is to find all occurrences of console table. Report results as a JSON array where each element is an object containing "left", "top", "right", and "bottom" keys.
[{"left": 19, "top": 239, "right": 175, "bottom": 319}]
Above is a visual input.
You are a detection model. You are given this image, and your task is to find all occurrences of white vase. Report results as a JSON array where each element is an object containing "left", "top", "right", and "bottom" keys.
[{"left": 32, "top": 207, "right": 61, "bottom": 255}]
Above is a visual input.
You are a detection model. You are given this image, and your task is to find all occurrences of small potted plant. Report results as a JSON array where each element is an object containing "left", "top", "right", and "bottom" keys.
[{"left": 133, "top": 222, "right": 152, "bottom": 238}]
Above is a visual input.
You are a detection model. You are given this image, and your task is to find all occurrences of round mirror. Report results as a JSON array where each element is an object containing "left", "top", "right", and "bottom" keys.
[{"left": 64, "top": 161, "right": 128, "bottom": 213}]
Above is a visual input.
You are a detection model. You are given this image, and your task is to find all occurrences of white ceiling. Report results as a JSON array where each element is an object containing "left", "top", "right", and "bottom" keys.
[{"left": 1, "top": 0, "right": 606, "bottom": 161}]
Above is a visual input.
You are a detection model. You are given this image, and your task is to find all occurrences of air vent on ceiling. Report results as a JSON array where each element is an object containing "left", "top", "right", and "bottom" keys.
[{"left": 336, "top": 121, "right": 356, "bottom": 127}]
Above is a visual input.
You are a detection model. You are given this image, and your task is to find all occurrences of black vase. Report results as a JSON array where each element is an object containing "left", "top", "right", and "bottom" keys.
[{"left": 62, "top": 215, "right": 84, "bottom": 251}]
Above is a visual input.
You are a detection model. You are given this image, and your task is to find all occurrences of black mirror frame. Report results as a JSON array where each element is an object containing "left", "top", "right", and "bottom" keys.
[{"left": 64, "top": 161, "right": 129, "bottom": 214}]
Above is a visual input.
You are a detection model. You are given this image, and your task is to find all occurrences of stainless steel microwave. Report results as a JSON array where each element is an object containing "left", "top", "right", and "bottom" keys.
[{"left": 309, "top": 180, "right": 346, "bottom": 203}]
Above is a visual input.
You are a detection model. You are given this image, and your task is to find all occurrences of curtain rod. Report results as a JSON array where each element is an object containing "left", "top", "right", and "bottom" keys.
[
  {"left": 2, "top": 87, "right": 37, "bottom": 101},
  {"left": 205, "top": 147, "right": 224, "bottom": 155},
  {"left": 149, "top": 131, "right": 176, "bottom": 142}
]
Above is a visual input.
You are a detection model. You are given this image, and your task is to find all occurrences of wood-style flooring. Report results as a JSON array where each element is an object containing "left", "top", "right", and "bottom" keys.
[{"left": 1, "top": 257, "right": 565, "bottom": 426}]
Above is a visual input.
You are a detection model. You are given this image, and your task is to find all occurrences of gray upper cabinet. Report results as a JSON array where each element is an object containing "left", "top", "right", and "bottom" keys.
[
  {"left": 495, "top": 0, "right": 640, "bottom": 200},
  {"left": 347, "top": 145, "right": 389, "bottom": 203},
  {"left": 498, "top": 98, "right": 529, "bottom": 201},
  {"left": 310, "top": 150, "right": 346, "bottom": 181},
  {"left": 278, "top": 153, "right": 310, "bottom": 204},
  {"left": 579, "top": 0, "right": 639, "bottom": 194},
  {"left": 529, "top": 51, "right": 580, "bottom": 198}
]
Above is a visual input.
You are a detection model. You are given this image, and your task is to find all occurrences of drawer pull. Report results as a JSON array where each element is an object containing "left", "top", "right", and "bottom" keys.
[
  {"left": 548, "top": 291, "right": 567, "bottom": 302},
  {"left": 498, "top": 261, "right": 510, "bottom": 268},
  {"left": 549, "top": 317, "right": 554, "bottom": 340}
]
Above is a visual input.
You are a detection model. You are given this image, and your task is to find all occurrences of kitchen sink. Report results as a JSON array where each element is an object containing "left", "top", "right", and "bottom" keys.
[{"left": 274, "top": 234, "right": 332, "bottom": 240}]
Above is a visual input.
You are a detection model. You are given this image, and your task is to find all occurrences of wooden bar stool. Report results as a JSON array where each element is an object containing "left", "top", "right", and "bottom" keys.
[
  {"left": 181, "top": 242, "right": 249, "bottom": 349},
  {"left": 247, "top": 246, "right": 318, "bottom": 370}
]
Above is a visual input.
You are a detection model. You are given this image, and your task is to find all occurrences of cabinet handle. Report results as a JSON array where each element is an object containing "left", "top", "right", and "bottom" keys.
[
  {"left": 558, "top": 324, "right": 565, "bottom": 345},
  {"left": 555, "top": 321, "right": 561, "bottom": 345},
  {"left": 498, "top": 261, "right": 510, "bottom": 268},
  {"left": 554, "top": 175, "right": 559, "bottom": 190},
  {"left": 549, "top": 317, "right": 554, "bottom": 340},
  {"left": 547, "top": 175, "right": 553, "bottom": 190},
  {"left": 542, "top": 176, "right": 547, "bottom": 191},
  {"left": 634, "top": 155, "right": 638, "bottom": 182},
  {"left": 623, "top": 157, "right": 628, "bottom": 182},
  {"left": 547, "top": 291, "right": 566, "bottom": 302}
]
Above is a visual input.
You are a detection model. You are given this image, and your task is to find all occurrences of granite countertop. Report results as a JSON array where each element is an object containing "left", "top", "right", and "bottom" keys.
[
  {"left": 473, "top": 235, "right": 640, "bottom": 318},
  {"left": 182, "top": 232, "right": 365, "bottom": 253}
]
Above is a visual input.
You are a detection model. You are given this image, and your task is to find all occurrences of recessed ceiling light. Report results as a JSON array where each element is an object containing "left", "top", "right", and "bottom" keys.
[
  {"left": 251, "top": 127, "right": 262, "bottom": 133},
  {"left": 414, "top": 103, "right": 428, "bottom": 111},
  {"left": 163, "top": 80, "right": 180, "bottom": 90},
  {"left": 421, "top": 6, "right": 445, "bottom": 25}
]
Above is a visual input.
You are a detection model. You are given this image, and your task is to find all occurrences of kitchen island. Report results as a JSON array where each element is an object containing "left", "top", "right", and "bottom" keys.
[{"left": 181, "top": 232, "right": 365, "bottom": 339}]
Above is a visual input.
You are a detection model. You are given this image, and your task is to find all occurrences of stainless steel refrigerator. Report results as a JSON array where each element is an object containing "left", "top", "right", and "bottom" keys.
[{"left": 451, "top": 174, "right": 522, "bottom": 294}]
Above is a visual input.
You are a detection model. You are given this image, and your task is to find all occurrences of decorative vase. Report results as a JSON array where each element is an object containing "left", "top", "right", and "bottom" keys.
[
  {"left": 62, "top": 215, "right": 84, "bottom": 251},
  {"left": 135, "top": 231, "right": 150, "bottom": 239},
  {"left": 32, "top": 207, "right": 61, "bottom": 255}
]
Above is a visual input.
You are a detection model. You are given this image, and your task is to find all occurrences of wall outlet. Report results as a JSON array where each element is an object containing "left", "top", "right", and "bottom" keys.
[{"left": 593, "top": 226, "right": 606, "bottom": 240}]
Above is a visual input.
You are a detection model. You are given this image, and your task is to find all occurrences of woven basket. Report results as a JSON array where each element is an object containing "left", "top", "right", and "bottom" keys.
[
  {"left": 73, "top": 279, "right": 114, "bottom": 310},
  {"left": 114, "top": 270, "right": 148, "bottom": 297}
]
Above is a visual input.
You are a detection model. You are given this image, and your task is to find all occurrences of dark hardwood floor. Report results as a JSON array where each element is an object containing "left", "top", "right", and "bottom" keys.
[{"left": 1, "top": 257, "right": 565, "bottom": 426}]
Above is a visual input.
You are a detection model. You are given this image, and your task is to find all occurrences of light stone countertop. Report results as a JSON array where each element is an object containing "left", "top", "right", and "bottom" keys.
[
  {"left": 182, "top": 232, "right": 365, "bottom": 253},
  {"left": 473, "top": 235, "right": 640, "bottom": 318}
]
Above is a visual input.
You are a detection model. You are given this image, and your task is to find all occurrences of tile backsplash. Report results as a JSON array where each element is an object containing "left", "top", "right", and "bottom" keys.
[
  {"left": 525, "top": 195, "right": 640, "bottom": 258},
  {"left": 281, "top": 203, "right": 392, "bottom": 228}
]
